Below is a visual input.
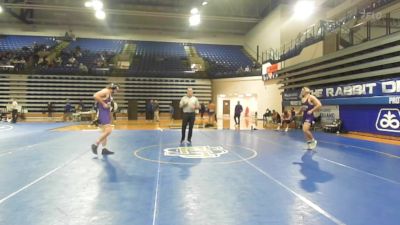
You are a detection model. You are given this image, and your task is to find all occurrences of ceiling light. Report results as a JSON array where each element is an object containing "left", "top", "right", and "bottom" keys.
[
  {"left": 202, "top": 1, "right": 208, "bottom": 6},
  {"left": 189, "top": 14, "right": 201, "bottom": 26},
  {"left": 190, "top": 7, "right": 199, "bottom": 14},
  {"left": 84, "top": 1, "right": 92, "bottom": 8},
  {"left": 0, "top": 5, "right": 3, "bottom": 13},
  {"left": 95, "top": 10, "right": 106, "bottom": 20},
  {"left": 294, "top": 1, "right": 315, "bottom": 20},
  {"left": 92, "top": 0, "right": 104, "bottom": 10}
]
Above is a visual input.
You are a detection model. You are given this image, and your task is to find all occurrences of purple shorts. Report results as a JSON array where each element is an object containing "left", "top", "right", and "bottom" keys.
[
  {"left": 303, "top": 114, "right": 315, "bottom": 124},
  {"left": 98, "top": 108, "right": 111, "bottom": 125}
]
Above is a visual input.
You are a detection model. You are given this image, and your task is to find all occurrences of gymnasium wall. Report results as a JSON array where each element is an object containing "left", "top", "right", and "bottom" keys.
[
  {"left": 278, "top": 5, "right": 327, "bottom": 45},
  {"left": 244, "top": 5, "right": 282, "bottom": 59},
  {"left": 283, "top": 41, "right": 324, "bottom": 68},
  {"left": 0, "top": 25, "right": 245, "bottom": 46},
  {"left": 243, "top": 4, "right": 326, "bottom": 113},
  {"left": 244, "top": 4, "right": 326, "bottom": 59},
  {"left": 212, "top": 77, "right": 282, "bottom": 119}
]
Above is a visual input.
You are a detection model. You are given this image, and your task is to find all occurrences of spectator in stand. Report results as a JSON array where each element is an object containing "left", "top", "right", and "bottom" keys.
[
  {"left": 74, "top": 46, "right": 82, "bottom": 58},
  {"left": 54, "top": 56, "right": 62, "bottom": 66},
  {"left": 67, "top": 56, "right": 77, "bottom": 67},
  {"left": 79, "top": 63, "right": 88, "bottom": 74}
]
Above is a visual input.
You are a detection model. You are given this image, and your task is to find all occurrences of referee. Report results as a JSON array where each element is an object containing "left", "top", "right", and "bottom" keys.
[{"left": 180, "top": 87, "right": 200, "bottom": 144}]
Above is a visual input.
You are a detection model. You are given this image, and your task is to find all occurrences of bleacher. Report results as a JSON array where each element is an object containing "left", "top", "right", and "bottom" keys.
[
  {"left": 0, "top": 74, "right": 212, "bottom": 119},
  {"left": 0, "top": 35, "right": 58, "bottom": 73},
  {"left": 67, "top": 38, "right": 125, "bottom": 53},
  {"left": 194, "top": 44, "right": 254, "bottom": 77},
  {"left": 0, "top": 35, "right": 57, "bottom": 52},
  {"left": 0, "top": 35, "right": 256, "bottom": 78},
  {"left": 128, "top": 41, "right": 190, "bottom": 76},
  {"left": 63, "top": 38, "right": 125, "bottom": 70}
]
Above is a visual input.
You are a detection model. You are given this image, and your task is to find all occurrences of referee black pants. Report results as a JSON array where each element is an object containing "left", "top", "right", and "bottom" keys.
[
  {"left": 181, "top": 112, "right": 195, "bottom": 141},
  {"left": 234, "top": 114, "right": 240, "bottom": 125},
  {"left": 11, "top": 109, "right": 18, "bottom": 123}
]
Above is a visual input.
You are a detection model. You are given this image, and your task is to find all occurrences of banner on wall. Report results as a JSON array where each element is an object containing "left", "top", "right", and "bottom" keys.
[
  {"left": 375, "top": 108, "right": 400, "bottom": 133},
  {"left": 283, "top": 77, "right": 400, "bottom": 105},
  {"left": 340, "top": 105, "right": 400, "bottom": 136},
  {"left": 319, "top": 105, "right": 340, "bottom": 124},
  {"left": 262, "top": 63, "right": 279, "bottom": 80}
]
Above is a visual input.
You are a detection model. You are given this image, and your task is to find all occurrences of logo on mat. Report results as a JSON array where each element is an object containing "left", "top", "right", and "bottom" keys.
[
  {"left": 164, "top": 146, "right": 228, "bottom": 159},
  {"left": 0, "top": 125, "right": 13, "bottom": 132},
  {"left": 375, "top": 108, "right": 400, "bottom": 133}
]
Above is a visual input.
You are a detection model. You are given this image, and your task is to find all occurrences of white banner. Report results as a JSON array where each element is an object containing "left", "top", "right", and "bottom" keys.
[{"left": 319, "top": 105, "right": 340, "bottom": 124}]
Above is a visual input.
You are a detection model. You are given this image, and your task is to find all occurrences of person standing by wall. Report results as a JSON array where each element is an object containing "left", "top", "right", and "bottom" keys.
[
  {"left": 208, "top": 100, "right": 216, "bottom": 125},
  {"left": 200, "top": 102, "right": 206, "bottom": 119},
  {"left": 153, "top": 100, "right": 160, "bottom": 122},
  {"left": 64, "top": 99, "right": 73, "bottom": 122},
  {"left": 234, "top": 101, "right": 243, "bottom": 126},
  {"left": 146, "top": 99, "right": 153, "bottom": 121},
  {"left": 11, "top": 99, "right": 18, "bottom": 123},
  {"left": 169, "top": 103, "right": 174, "bottom": 125},
  {"left": 47, "top": 101, "right": 53, "bottom": 118}
]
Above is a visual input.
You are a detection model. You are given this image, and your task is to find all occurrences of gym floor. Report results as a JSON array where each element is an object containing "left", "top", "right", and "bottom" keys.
[{"left": 0, "top": 121, "right": 399, "bottom": 225}]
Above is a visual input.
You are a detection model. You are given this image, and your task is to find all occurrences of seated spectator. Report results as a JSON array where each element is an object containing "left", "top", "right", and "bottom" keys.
[
  {"left": 76, "top": 100, "right": 85, "bottom": 112},
  {"left": 39, "top": 57, "right": 49, "bottom": 68},
  {"left": 79, "top": 63, "right": 88, "bottom": 74},
  {"left": 290, "top": 107, "right": 296, "bottom": 121},
  {"left": 74, "top": 47, "right": 82, "bottom": 58},
  {"left": 67, "top": 56, "right": 77, "bottom": 67},
  {"left": 263, "top": 108, "right": 272, "bottom": 125},
  {"left": 271, "top": 110, "right": 281, "bottom": 124},
  {"left": 54, "top": 56, "right": 63, "bottom": 66},
  {"left": 276, "top": 110, "right": 292, "bottom": 132}
]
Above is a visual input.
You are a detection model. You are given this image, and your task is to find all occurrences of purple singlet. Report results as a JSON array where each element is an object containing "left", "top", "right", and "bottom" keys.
[
  {"left": 303, "top": 96, "right": 315, "bottom": 124},
  {"left": 98, "top": 95, "right": 112, "bottom": 125}
]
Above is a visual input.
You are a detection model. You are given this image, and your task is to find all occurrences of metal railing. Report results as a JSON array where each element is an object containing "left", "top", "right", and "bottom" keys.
[{"left": 263, "top": 0, "right": 398, "bottom": 63}]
